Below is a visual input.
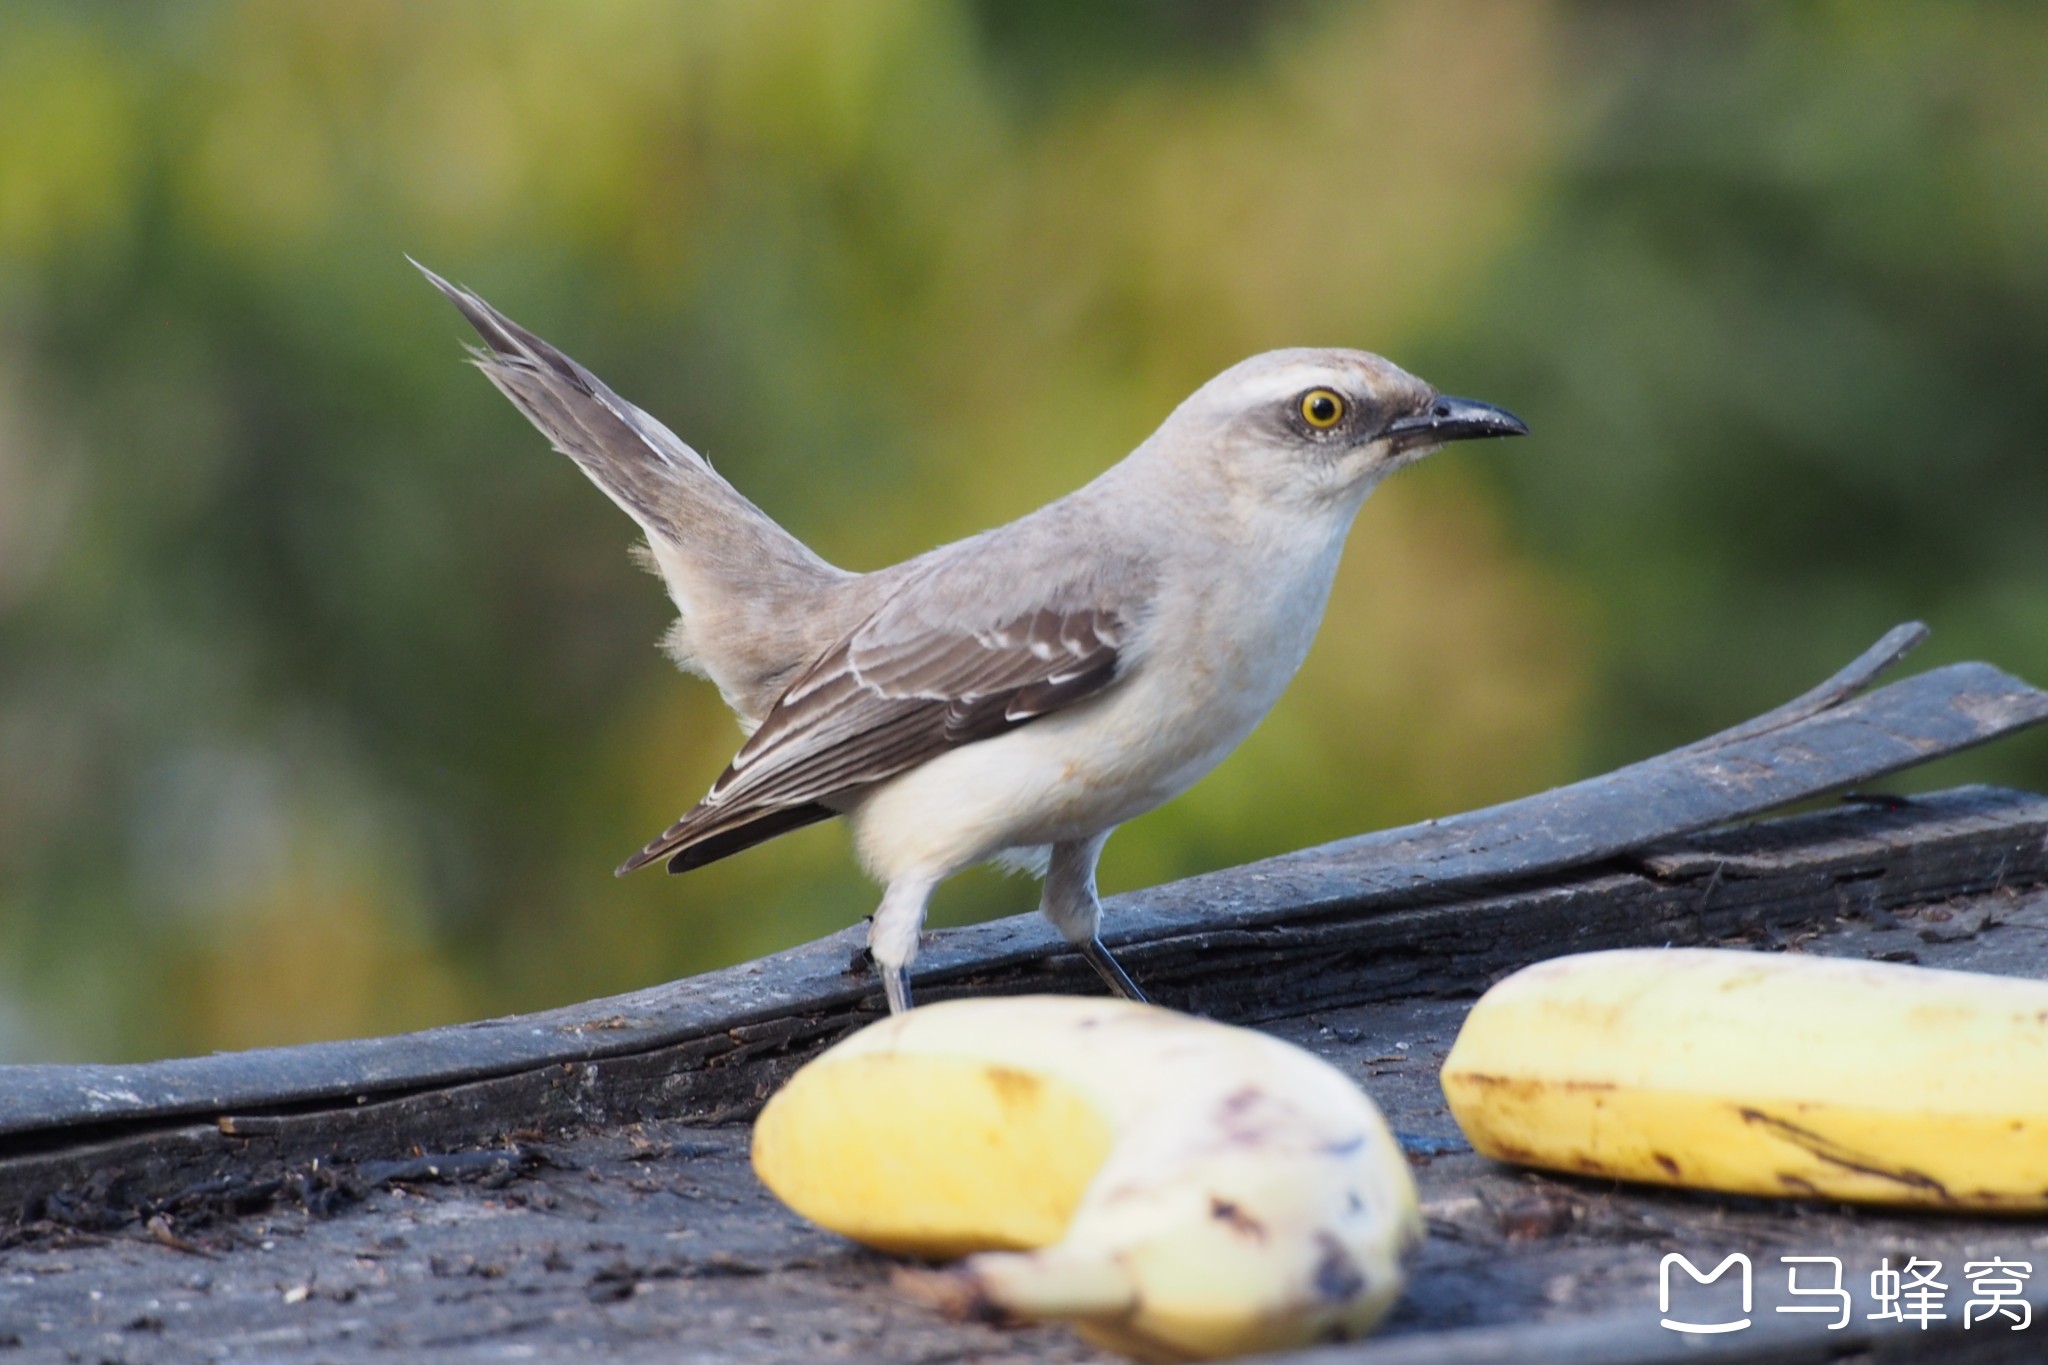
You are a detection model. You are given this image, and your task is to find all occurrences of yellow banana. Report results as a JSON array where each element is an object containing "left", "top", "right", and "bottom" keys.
[
  {"left": 752, "top": 996, "right": 1420, "bottom": 1361},
  {"left": 1441, "top": 947, "right": 2048, "bottom": 1209}
]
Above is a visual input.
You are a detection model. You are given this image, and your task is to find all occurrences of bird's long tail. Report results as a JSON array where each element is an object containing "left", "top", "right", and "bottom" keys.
[{"left": 415, "top": 260, "right": 850, "bottom": 718}]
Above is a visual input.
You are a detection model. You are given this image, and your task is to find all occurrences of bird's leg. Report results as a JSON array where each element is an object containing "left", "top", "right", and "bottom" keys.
[
  {"left": 1078, "top": 936, "right": 1147, "bottom": 1003},
  {"left": 1042, "top": 833, "right": 1148, "bottom": 1004},
  {"left": 882, "top": 964, "right": 914, "bottom": 1016},
  {"left": 870, "top": 875, "right": 936, "bottom": 1014}
]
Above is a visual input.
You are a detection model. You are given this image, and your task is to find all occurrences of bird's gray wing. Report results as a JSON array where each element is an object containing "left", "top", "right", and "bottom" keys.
[{"left": 619, "top": 569, "right": 1141, "bottom": 874}]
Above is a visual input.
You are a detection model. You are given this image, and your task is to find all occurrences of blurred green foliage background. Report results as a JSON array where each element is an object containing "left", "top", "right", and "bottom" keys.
[{"left": 2, "top": 1, "right": 2044, "bottom": 1062}]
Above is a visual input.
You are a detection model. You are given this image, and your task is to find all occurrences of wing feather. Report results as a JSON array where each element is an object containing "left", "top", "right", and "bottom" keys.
[{"left": 617, "top": 588, "right": 1133, "bottom": 875}]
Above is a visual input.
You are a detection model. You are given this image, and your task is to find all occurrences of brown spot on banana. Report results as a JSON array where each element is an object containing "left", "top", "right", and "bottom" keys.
[
  {"left": 1207, "top": 1196, "right": 1268, "bottom": 1242},
  {"left": 1215, "top": 1084, "right": 1290, "bottom": 1146},
  {"left": 1738, "top": 1108, "right": 1954, "bottom": 1201},
  {"left": 982, "top": 1065, "right": 1042, "bottom": 1113},
  {"left": 1311, "top": 1232, "right": 1367, "bottom": 1304},
  {"left": 1652, "top": 1152, "right": 1682, "bottom": 1178},
  {"left": 1219, "top": 1085, "right": 1262, "bottom": 1116}
]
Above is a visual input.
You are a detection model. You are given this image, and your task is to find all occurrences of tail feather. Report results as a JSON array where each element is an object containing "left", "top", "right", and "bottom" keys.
[
  {"left": 414, "top": 259, "right": 854, "bottom": 719},
  {"left": 617, "top": 800, "right": 837, "bottom": 876},
  {"left": 413, "top": 258, "right": 736, "bottom": 542}
]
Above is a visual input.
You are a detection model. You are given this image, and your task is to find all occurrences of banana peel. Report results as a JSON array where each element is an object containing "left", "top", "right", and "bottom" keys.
[
  {"left": 752, "top": 996, "right": 1421, "bottom": 1362},
  {"left": 1441, "top": 947, "right": 2048, "bottom": 1209}
]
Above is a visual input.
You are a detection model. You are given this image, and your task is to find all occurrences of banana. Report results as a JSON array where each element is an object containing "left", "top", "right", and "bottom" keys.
[
  {"left": 751, "top": 996, "right": 1420, "bottom": 1361},
  {"left": 1441, "top": 947, "right": 2048, "bottom": 1209}
]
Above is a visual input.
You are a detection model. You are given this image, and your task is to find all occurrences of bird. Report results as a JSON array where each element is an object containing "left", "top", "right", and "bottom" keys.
[{"left": 414, "top": 262, "right": 1526, "bottom": 1013}]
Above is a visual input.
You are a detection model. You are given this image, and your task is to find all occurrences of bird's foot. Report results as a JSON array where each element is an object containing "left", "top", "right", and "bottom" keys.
[{"left": 1081, "top": 937, "right": 1148, "bottom": 1004}]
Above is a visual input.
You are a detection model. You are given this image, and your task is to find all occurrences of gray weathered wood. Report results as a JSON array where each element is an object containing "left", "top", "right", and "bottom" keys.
[
  {"left": 6, "top": 783, "right": 2048, "bottom": 1363},
  {"left": 7, "top": 853, "right": 2046, "bottom": 1364},
  {"left": 3, "top": 785, "right": 2043, "bottom": 1218},
  {"left": 1664, "top": 619, "right": 1929, "bottom": 755}
]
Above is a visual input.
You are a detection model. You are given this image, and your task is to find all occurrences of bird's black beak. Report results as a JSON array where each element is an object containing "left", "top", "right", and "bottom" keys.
[{"left": 1383, "top": 395, "right": 1528, "bottom": 450}]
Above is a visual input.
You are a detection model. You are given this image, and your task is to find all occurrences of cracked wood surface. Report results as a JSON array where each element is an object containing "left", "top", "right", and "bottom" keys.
[
  {"left": 1, "top": 782, "right": 2044, "bottom": 1217},
  {"left": 3, "top": 791, "right": 2047, "bottom": 1363},
  {"left": 4, "top": 629, "right": 2048, "bottom": 1362}
]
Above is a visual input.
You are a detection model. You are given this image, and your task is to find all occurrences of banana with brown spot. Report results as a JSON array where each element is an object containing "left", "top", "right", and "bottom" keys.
[
  {"left": 751, "top": 996, "right": 1421, "bottom": 1361},
  {"left": 1442, "top": 947, "right": 2048, "bottom": 1209}
]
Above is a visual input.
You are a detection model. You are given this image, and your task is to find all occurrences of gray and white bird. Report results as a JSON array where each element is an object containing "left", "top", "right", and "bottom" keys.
[{"left": 417, "top": 264, "right": 1526, "bottom": 1013}]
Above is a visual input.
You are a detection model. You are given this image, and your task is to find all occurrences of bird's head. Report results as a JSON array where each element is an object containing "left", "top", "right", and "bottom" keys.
[{"left": 1161, "top": 348, "right": 1527, "bottom": 512}]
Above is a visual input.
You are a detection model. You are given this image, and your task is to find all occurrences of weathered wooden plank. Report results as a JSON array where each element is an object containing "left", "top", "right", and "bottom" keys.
[
  {"left": 1662, "top": 620, "right": 1929, "bottom": 755},
  {"left": 1111, "top": 660, "right": 2048, "bottom": 930},
  {"left": 1144, "top": 785, "right": 2048, "bottom": 1021},
  {"left": 4, "top": 871, "right": 2048, "bottom": 1358},
  {"left": 4, "top": 786, "right": 2044, "bottom": 1217},
  {"left": 8, "top": 879, "right": 2047, "bottom": 1364},
  {"left": 1, "top": 632, "right": 2040, "bottom": 1143}
]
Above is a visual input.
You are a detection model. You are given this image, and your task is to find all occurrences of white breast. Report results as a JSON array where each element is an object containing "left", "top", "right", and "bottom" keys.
[{"left": 847, "top": 504, "right": 1357, "bottom": 884}]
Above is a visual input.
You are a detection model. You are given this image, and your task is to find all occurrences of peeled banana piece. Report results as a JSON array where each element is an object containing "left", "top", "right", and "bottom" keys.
[
  {"left": 1442, "top": 947, "right": 2048, "bottom": 1209},
  {"left": 752, "top": 996, "right": 1420, "bottom": 1362}
]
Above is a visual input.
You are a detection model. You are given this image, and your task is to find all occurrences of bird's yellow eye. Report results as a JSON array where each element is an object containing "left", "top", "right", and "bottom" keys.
[{"left": 1300, "top": 389, "right": 1345, "bottom": 429}]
